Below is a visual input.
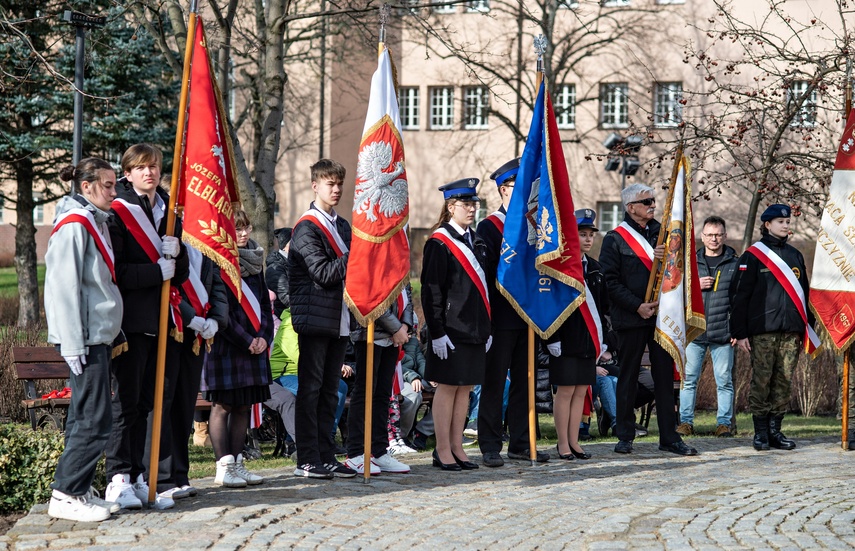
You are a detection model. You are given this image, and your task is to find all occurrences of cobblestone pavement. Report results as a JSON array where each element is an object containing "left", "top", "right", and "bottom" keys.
[{"left": 2, "top": 435, "right": 854, "bottom": 550}]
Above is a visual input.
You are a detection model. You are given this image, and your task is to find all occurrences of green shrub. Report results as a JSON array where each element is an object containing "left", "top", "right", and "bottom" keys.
[{"left": 0, "top": 424, "right": 65, "bottom": 514}]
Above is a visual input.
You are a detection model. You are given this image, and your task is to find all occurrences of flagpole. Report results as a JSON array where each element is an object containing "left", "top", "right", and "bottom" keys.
[
  {"left": 645, "top": 143, "right": 683, "bottom": 303},
  {"left": 844, "top": 350, "right": 850, "bottom": 450},
  {"left": 148, "top": 0, "right": 197, "bottom": 505}
]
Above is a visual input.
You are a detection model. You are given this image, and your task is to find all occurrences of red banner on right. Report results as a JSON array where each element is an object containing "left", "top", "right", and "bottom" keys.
[{"left": 810, "top": 108, "right": 855, "bottom": 352}]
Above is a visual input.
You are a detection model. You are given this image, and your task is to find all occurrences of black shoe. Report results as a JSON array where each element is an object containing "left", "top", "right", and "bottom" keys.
[
  {"left": 634, "top": 424, "right": 648, "bottom": 437},
  {"left": 507, "top": 449, "right": 549, "bottom": 462},
  {"left": 768, "top": 415, "right": 796, "bottom": 450},
  {"left": 555, "top": 445, "right": 575, "bottom": 461},
  {"left": 614, "top": 440, "right": 633, "bottom": 454},
  {"left": 659, "top": 441, "right": 698, "bottom": 456},
  {"left": 432, "top": 450, "right": 462, "bottom": 471},
  {"left": 570, "top": 446, "right": 591, "bottom": 460},
  {"left": 293, "top": 463, "right": 334, "bottom": 479},
  {"left": 482, "top": 451, "right": 505, "bottom": 468},
  {"left": 323, "top": 460, "right": 357, "bottom": 478},
  {"left": 451, "top": 452, "right": 479, "bottom": 470},
  {"left": 411, "top": 431, "right": 428, "bottom": 451},
  {"left": 752, "top": 414, "right": 770, "bottom": 451}
]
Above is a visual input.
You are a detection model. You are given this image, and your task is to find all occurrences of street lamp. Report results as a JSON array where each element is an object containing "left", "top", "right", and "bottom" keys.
[{"left": 603, "top": 132, "right": 643, "bottom": 189}]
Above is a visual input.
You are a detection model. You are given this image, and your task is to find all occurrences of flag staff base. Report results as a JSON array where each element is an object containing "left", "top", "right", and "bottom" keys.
[
  {"left": 843, "top": 350, "right": 850, "bottom": 451},
  {"left": 527, "top": 327, "right": 537, "bottom": 466}
]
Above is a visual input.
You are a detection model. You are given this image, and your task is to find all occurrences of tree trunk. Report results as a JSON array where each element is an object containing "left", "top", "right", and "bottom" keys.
[{"left": 14, "top": 157, "right": 39, "bottom": 327}]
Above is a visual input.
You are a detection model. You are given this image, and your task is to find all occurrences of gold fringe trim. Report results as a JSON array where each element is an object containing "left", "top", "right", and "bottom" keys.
[
  {"left": 496, "top": 280, "right": 585, "bottom": 340},
  {"left": 654, "top": 327, "right": 685, "bottom": 384},
  {"left": 351, "top": 217, "right": 409, "bottom": 244},
  {"left": 206, "top": 338, "right": 213, "bottom": 354},
  {"left": 182, "top": 233, "right": 243, "bottom": 302},
  {"left": 345, "top": 277, "right": 408, "bottom": 328},
  {"left": 360, "top": 114, "right": 404, "bottom": 155},
  {"left": 111, "top": 341, "right": 128, "bottom": 359},
  {"left": 170, "top": 327, "right": 185, "bottom": 343},
  {"left": 192, "top": 338, "right": 201, "bottom": 356}
]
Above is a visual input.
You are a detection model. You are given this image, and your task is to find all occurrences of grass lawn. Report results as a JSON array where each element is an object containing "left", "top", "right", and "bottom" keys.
[{"left": 0, "top": 265, "right": 45, "bottom": 297}]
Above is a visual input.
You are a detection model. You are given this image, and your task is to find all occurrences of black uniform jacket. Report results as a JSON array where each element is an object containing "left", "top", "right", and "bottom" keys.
[
  {"left": 420, "top": 222, "right": 491, "bottom": 345},
  {"left": 475, "top": 205, "right": 527, "bottom": 332}
]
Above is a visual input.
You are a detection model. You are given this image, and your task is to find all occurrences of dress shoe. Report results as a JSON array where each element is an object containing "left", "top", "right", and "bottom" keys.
[
  {"left": 555, "top": 445, "right": 575, "bottom": 461},
  {"left": 507, "top": 449, "right": 549, "bottom": 462},
  {"left": 614, "top": 440, "right": 633, "bottom": 454},
  {"left": 569, "top": 446, "right": 591, "bottom": 460},
  {"left": 659, "top": 441, "right": 698, "bottom": 456},
  {"left": 451, "top": 452, "right": 479, "bottom": 470},
  {"left": 432, "top": 450, "right": 462, "bottom": 471},
  {"left": 482, "top": 451, "right": 504, "bottom": 468}
]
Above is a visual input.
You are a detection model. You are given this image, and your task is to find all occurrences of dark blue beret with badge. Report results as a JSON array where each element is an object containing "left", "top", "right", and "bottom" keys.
[
  {"left": 439, "top": 178, "right": 480, "bottom": 201},
  {"left": 489, "top": 158, "right": 521, "bottom": 187},
  {"left": 760, "top": 204, "right": 791, "bottom": 222},
  {"left": 575, "top": 208, "right": 598, "bottom": 231}
]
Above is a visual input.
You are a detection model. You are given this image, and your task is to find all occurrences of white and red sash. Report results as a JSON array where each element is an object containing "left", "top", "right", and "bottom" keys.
[
  {"left": 747, "top": 242, "right": 821, "bottom": 355},
  {"left": 52, "top": 208, "right": 115, "bottom": 283},
  {"left": 223, "top": 275, "right": 262, "bottom": 332},
  {"left": 183, "top": 248, "right": 211, "bottom": 351},
  {"left": 111, "top": 198, "right": 183, "bottom": 334},
  {"left": 614, "top": 222, "right": 654, "bottom": 272},
  {"left": 297, "top": 209, "right": 349, "bottom": 258},
  {"left": 578, "top": 281, "right": 604, "bottom": 360},
  {"left": 484, "top": 211, "right": 505, "bottom": 233},
  {"left": 432, "top": 227, "right": 491, "bottom": 319}
]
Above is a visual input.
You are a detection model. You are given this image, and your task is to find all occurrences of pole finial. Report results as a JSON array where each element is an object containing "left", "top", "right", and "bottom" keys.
[
  {"left": 534, "top": 34, "right": 546, "bottom": 77},
  {"left": 379, "top": 3, "right": 390, "bottom": 44}
]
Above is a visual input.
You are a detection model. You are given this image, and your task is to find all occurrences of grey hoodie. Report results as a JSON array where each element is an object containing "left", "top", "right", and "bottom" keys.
[{"left": 45, "top": 195, "right": 123, "bottom": 357}]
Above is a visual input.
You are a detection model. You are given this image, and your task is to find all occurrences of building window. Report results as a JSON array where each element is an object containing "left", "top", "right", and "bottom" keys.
[
  {"left": 463, "top": 86, "right": 489, "bottom": 130},
  {"left": 430, "top": 87, "right": 454, "bottom": 130},
  {"left": 788, "top": 81, "right": 818, "bottom": 128},
  {"left": 602, "top": 0, "right": 630, "bottom": 6},
  {"left": 399, "top": 87, "right": 420, "bottom": 130},
  {"left": 432, "top": 2, "right": 456, "bottom": 13},
  {"left": 654, "top": 82, "right": 683, "bottom": 128},
  {"left": 558, "top": 0, "right": 580, "bottom": 7},
  {"left": 466, "top": 0, "right": 490, "bottom": 12},
  {"left": 0, "top": 196, "right": 4, "bottom": 223},
  {"left": 600, "top": 83, "right": 629, "bottom": 128},
  {"left": 656, "top": 0, "right": 685, "bottom": 4},
  {"left": 555, "top": 84, "right": 576, "bottom": 129},
  {"left": 33, "top": 193, "right": 43, "bottom": 225},
  {"left": 598, "top": 201, "right": 623, "bottom": 232}
]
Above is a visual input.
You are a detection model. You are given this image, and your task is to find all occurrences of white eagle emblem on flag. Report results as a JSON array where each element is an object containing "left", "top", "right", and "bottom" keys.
[{"left": 354, "top": 140, "right": 408, "bottom": 222}]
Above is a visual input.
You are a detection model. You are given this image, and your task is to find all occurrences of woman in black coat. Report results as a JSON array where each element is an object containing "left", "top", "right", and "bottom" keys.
[{"left": 420, "top": 179, "right": 491, "bottom": 471}]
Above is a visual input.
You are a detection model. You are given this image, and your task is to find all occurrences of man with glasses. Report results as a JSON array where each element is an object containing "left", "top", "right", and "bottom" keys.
[
  {"left": 599, "top": 183, "right": 697, "bottom": 456},
  {"left": 677, "top": 216, "right": 739, "bottom": 438}
]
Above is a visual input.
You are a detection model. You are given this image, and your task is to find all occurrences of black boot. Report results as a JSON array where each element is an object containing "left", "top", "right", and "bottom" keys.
[
  {"left": 752, "top": 415, "right": 770, "bottom": 451},
  {"left": 768, "top": 414, "right": 796, "bottom": 450}
]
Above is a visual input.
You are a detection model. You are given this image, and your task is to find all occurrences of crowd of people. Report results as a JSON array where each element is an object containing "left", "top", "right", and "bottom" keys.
[{"left": 43, "top": 144, "right": 816, "bottom": 523}]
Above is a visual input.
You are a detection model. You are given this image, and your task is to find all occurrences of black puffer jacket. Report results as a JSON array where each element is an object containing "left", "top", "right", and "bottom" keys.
[
  {"left": 266, "top": 250, "right": 290, "bottom": 317},
  {"left": 694, "top": 245, "right": 738, "bottom": 345},
  {"left": 729, "top": 233, "right": 814, "bottom": 339},
  {"left": 599, "top": 213, "right": 660, "bottom": 331},
  {"left": 288, "top": 206, "right": 351, "bottom": 337}
]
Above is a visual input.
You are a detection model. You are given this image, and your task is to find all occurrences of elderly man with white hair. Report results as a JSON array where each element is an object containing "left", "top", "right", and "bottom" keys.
[{"left": 598, "top": 183, "right": 698, "bottom": 457}]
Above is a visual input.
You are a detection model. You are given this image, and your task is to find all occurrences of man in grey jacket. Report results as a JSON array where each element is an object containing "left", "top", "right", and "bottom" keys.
[{"left": 45, "top": 159, "right": 124, "bottom": 522}]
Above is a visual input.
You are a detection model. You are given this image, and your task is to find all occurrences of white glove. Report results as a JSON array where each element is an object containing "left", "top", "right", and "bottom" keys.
[
  {"left": 188, "top": 316, "right": 206, "bottom": 333},
  {"left": 201, "top": 319, "right": 219, "bottom": 340},
  {"left": 157, "top": 258, "right": 176, "bottom": 280},
  {"left": 431, "top": 335, "right": 455, "bottom": 360},
  {"left": 64, "top": 354, "right": 86, "bottom": 376},
  {"left": 486, "top": 335, "right": 493, "bottom": 353},
  {"left": 547, "top": 342, "right": 562, "bottom": 357},
  {"left": 161, "top": 236, "right": 180, "bottom": 257}
]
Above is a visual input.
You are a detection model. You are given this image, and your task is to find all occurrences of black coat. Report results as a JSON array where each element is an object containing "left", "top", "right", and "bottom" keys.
[
  {"left": 420, "top": 223, "right": 491, "bottom": 345},
  {"left": 694, "top": 245, "right": 739, "bottom": 344},
  {"left": 109, "top": 180, "right": 190, "bottom": 334},
  {"left": 288, "top": 206, "right": 351, "bottom": 337},
  {"left": 475, "top": 206, "right": 527, "bottom": 332},
  {"left": 177, "top": 256, "right": 229, "bottom": 331},
  {"left": 729, "top": 233, "right": 814, "bottom": 339},
  {"left": 599, "top": 213, "right": 660, "bottom": 331},
  {"left": 266, "top": 249, "right": 290, "bottom": 317}
]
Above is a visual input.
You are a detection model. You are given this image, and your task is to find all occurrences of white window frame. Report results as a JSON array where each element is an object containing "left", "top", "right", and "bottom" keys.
[
  {"left": 600, "top": 83, "right": 629, "bottom": 129},
  {"left": 558, "top": 0, "right": 580, "bottom": 7},
  {"left": 654, "top": 82, "right": 683, "bottom": 128},
  {"left": 466, "top": 0, "right": 490, "bottom": 12},
  {"left": 399, "top": 87, "right": 420, "bottom": 130},
  {"left": 432, "top": 2, "right": 456, "bottom": 13},
  {"left": 602, "top": 0, "right": 630, "bottom": 6},
  {"left": 430, "top": 87, "right": 454, "bottom": 130},
  {"left": 656, "top": 0, "right": 685, "bottom": 4},
  {"left": 33, "top": 193, "right": 43, "bottom": 225},
  {"left": 597, "top": 201, "right": 623, "bottom": 232},
  {"left": 788, "top": 81, "right": 818, "bottom": 128},
  {"left": 463, "top": 86, "right": 489, "bottom": 130},
  {"left": 555, "top": 84, "right": 576, "bottom": 129}
]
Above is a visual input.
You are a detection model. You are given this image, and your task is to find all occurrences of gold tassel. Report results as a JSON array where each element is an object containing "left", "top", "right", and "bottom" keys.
[
  {"left": 192, "top": 338, "right": 201, "bottom": 356},
  {"left": 170, "top": 327, "right": 185, "bottom": 343},
  {"left": 111, "top": 341, "right": 129, "bottom": 359}
]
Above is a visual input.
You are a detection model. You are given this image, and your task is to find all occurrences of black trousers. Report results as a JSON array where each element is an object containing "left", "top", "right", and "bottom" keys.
[
  {"left": 614, "top": 326, "right": 680, "bottom": 445},
  {"left": 167, "top": 337, "right": 204, "bottom": 488},
  {"left": 52, "top": 344, "right": 113, "bottom": 496},
  {"left": 478, "top": 328, "right": 530, "bottom": 454},
  {"left": 346, "top": 342, "right": 398, "bottom": 459},
  {"left": 295, "top": 335, "right": 347, "bottom": 466}
]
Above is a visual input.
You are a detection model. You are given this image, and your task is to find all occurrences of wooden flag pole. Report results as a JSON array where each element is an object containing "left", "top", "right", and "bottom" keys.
[
  {"left": 644, "top": 143, "right": 683, "bottom": 303},
  {"left": 844, "top": 350, "right": 850, "bottom": 450},
  {"left": 148, "top": 1, "right": 198, "bottom": 505}
]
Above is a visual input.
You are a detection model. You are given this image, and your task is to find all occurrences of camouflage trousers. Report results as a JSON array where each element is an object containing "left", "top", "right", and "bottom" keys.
[{"left": 749, "top": 332, "right": 801, "bottom": 416}]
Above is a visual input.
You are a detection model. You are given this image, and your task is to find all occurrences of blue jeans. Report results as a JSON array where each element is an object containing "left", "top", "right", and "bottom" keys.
[
  {"left": 468, "top": 385, "right": 481, "bottom": 420},
  {"left": 679, "top": 341, "right": 734, "bottom": 426},
  {"left": 592, "top": 374, "right": 618, "bottom": 428},
  {"left": 278, "top": 374, "right": 348, "bottom": 439}
]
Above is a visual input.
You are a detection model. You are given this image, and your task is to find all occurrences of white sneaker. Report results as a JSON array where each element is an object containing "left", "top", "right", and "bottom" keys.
[
  {"left": 132, "top": 475, "right": 175, "bottom": 510},
  {"left": 105, "top": 474, "right": 142, "bottom": 510},
  {"left": 159, "top": 486, "right": 192, "bottom": 500},
  {"left": 48, "top": 490, "right": 111, "bottom": 522},
  {"left": 344, "top": 454, "right": 380, "bottom": 475},
  {"left": 372, "top": 453, "right": 410, "bottom": 474},
  {"left": 387, "top": 438, "right": 417, "bottom": 455},
  {"left": 215, "top": 455, "right": 247, "bottom": 488},
  {"left": 234, "top": 453, "right": 264, "bottom": 485},
  {"left": 85, "top": 487, "right": 120, "bottom": 513},
  {"left": 180, "top": 484, "right": 198, "bottom": 497}
]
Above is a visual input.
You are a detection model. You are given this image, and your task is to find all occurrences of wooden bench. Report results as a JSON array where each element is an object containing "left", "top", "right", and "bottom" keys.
[{"left": 13, "top": 346, "right": 70, "bottom": 431}]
